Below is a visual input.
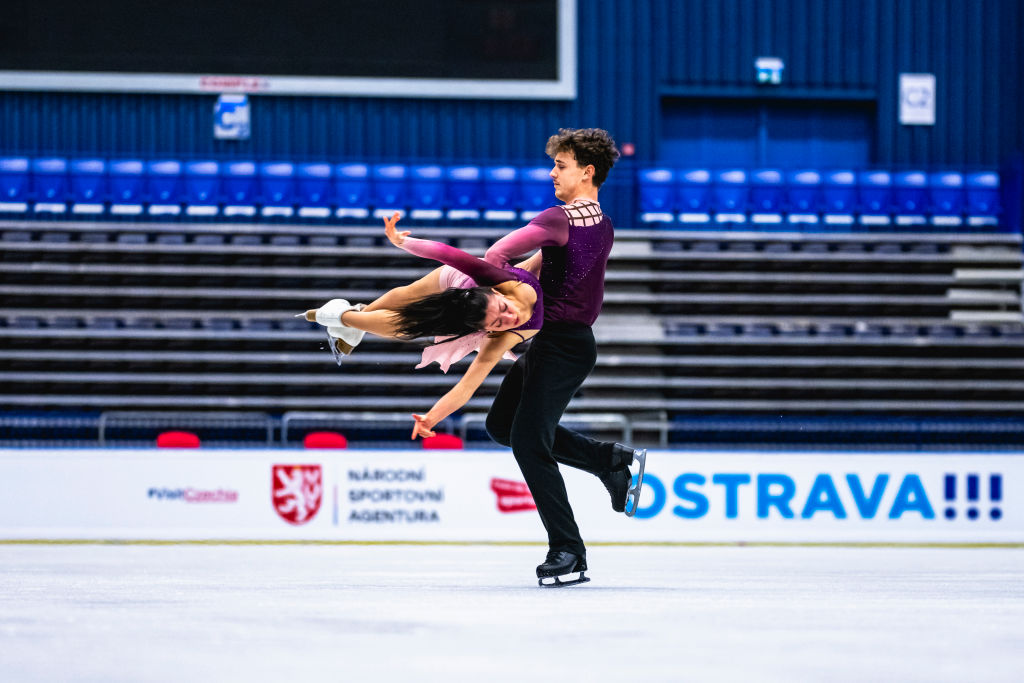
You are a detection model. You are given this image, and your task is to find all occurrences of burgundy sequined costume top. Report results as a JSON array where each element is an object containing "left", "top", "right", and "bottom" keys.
[{"left": 483, "top": 199, "right": 613, "bottom": 326}]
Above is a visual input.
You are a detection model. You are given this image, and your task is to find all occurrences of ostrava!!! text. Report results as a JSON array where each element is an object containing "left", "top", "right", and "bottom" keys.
[{"left": 640, "top": 473, "right": 936, "bottom": 520}]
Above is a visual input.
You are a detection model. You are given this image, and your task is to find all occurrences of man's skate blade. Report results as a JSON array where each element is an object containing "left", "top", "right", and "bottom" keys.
[
  {"left": 624, "top": 449, "right": 647, "bottom": 517},
  {"left": 538, "top": 572, "right": 590, "bottom": 588}
]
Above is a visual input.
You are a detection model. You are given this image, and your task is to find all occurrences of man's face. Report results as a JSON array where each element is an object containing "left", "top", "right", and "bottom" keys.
[{"left": 549, "top": 151, "right": 591, "bottom": 202}]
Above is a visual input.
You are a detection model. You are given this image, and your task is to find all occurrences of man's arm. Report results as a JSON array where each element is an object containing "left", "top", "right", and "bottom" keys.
[
  {"left": 484, "top": 207, "right": 568, "bottom": 267},
  {"left": 513, "top": 251, "right": 543, "bottom": 278}
]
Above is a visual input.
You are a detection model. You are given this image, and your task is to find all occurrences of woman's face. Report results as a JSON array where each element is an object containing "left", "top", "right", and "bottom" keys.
[{"left": 481, "top": 291, "right": 521, "bottom": 332}]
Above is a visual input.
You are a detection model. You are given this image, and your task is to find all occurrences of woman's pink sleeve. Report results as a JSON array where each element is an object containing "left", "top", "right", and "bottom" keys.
[{"left": 399, "top": 236, "right": 511, "bottom": 286}]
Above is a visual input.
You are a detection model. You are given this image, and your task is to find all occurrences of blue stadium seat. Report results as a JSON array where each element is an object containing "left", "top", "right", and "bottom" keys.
[
  {"left": 258, "top": 161, "right": 296, "bottom": 218},
  {"left": 749, "top": 169, "right": 784, "bottom": 225},
  {"left": 108, "top": 159, "right": 145, "bottom": 216},
  {"left": 183, "top": 160, "right": 220, "bottom": 217},
  {"left": 445, "top": 165, "right": 482, "bottom": 221},
  {"left": 0, "top": 156, "right": 30, "bottom": 214},
  {"left": 333, "top": 163, "right": 370, "bottom": 220},
  {"left": 31, "top": 157, "right": 69, "bottom": 214},
  {"left": 482, "top": 166, "right": 518, "bottom": 222},
  {"left": 637, "top": 168, "right": 675, "bottom": 224},
  {"left": 893, "top": 171, "right": 928, "bottom": 227},
  {"left": 222, "top": 161, "right": 257, "bottom": 218},
  {"left": 785, "top": 170, "right": 821, "bottom": 226},
  {"left": 676, "top": 169, "right": 711, "bottom": 225},
  {"left": 928, "top": 171, "right": 964, "bottom": 227},
  {"left": 965, "top": 172, "right": 1001, "bottom": 228},
  {"left": 857, "top": 171, "right": 893, "bottom": 227},
  {"left": 821, "top": 170, "right": 856, "bottom": 226},
  {"left": 146, "top": 160, "right": 183, "bottom": 216},
  {"left": 295, "top": 162, "right": 332, "bottom": 219},
  {"left": 409, "top": 164, "right": 444, "bottom": 221},
  {"left": 69, "top": 158, "right": 107, "bottom": 215},
  {"left": 519, "top": 166, "right": 554, "bottom": 220},
  {"left": 712, "top": 169, "right": 748, "bottom": 224},
  {"left": 371, "top": 164, "right": 408, "bottom": 219}
]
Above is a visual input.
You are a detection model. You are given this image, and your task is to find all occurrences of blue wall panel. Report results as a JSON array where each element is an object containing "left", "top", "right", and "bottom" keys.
[{"left": 0, "top": 0, "right": 1021, "bottom": 221}]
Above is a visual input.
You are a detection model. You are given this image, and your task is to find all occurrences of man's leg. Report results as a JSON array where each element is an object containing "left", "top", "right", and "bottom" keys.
[
  {"left": 484, "top": 354, "right": 526, "bottom": 449},
  {"left": 487, "top": 333, "right": 639, "bottom": 513},
  {"left": 505, "top": 328, "right": 596, "bottom": 556}
]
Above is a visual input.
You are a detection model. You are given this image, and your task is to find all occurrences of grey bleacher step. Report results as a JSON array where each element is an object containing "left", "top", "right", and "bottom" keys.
[
  {"left": 10, "top": 230, "right": 1020, "bottom": 260},
  {"left": 1, "top": 284, "right": 1008, "bottom": 307},
  {"left": 5, "top": 394, "right": 1023, "bottom": 413},
  {"left": 953, "top": 268, "right": 1024, "bottom": 283},
  {"left": 5, "top": 349, "right": 1023, "bottom": 372},
  {"left": 945, "top": 288, "right": 1020, "bottom": 303},
  {"left": 8, "top": 371, "right": 1023, "bottom": 393}
]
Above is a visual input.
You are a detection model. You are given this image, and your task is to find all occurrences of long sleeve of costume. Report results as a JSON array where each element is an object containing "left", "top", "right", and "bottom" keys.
[
  {"left": 483, "top": 207, "right": 569, "bottom": 267},
  {"left": 399, "top": 236, "right": 512, "bottom": 287}
]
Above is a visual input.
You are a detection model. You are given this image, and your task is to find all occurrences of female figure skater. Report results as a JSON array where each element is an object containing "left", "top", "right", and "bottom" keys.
[{"left": 304, "top": 213, "right": 543, "bottom": 437}]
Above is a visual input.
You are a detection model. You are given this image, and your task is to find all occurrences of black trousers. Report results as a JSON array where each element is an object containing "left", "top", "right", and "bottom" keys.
[{"left": 485, "top": 322, "right": 621, "bottom": 557}]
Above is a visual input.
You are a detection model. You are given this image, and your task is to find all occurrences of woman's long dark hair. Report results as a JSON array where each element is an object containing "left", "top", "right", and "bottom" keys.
[{"left": 390, "top": 286, "right": 492, "bottom": 340}]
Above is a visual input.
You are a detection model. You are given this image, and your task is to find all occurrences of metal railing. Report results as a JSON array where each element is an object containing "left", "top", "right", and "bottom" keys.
[
  {"left": 458, "top": 412, "right": 633, "bottom": 445},
  {"left": 97, "top": 411, "right": 274, "bottom": 446}
]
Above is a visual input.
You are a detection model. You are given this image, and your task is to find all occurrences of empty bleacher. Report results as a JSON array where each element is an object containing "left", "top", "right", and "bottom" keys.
[
  {"left": 0, "top": 155, "right": 554, "bottom": 229},
  {"left": 0, "top": 154, "right": 1021, "bottom": 447},
  {"left": 1, "top": 206, "right": 1022, "bottom": 448},
  {"left": 638, "top": 166, "right": 1005, "bottom": 231}
]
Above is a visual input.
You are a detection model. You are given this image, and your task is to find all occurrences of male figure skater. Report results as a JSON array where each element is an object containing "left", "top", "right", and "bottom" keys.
[{"left": 474, "top": 128, "right": 646, "bottom": 586}]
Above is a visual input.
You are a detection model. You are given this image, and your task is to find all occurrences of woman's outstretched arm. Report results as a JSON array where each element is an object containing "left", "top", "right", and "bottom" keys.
[
  {"left": 409, "top": 329, "right": 537, "bottom": 439},
  {"left": 385, "top": 213, "right": 513, "bottom": 287}
]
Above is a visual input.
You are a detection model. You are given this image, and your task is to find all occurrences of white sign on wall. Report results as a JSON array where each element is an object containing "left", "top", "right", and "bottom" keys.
[
  {"left": 899, "top": 73, "right": 936, "bottom": 125},
  {"left": 0, "top": 450, "right": 1019, "bottom": 545},
  {"left": 214, "top": 93, "right": 251, "bottom": 140}
]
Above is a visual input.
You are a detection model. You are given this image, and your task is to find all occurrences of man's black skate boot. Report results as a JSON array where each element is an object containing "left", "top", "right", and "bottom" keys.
[
  {"left": 609, "top": 443, "right": 648, "bottom": 517},
  {"left": 536, "top": 550, "right": 589, "bottom": 587},
  {"left": 599, "top": 468, "right": 631, "bottom": 513}
]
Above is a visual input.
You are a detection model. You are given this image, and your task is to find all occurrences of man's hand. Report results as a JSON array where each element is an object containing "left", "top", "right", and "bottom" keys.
[
  {"left": 410, "top": 414, "right": 437, "bottom": 440},
  {"left": 384, "top": 212, "right": 411, "bottom": 248}
]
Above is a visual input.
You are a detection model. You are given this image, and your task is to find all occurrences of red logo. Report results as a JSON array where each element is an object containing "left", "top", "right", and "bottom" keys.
[
  {"left": 490, "top": 478, "right": 536, "bottom": 513},
  {"left": 272, "top": 464, "right": 323, "bottom": 525}
]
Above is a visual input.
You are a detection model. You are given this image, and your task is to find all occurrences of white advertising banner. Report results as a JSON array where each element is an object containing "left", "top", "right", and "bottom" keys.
[{"left": 0, "top": 449, "right": 1019, "bottom": 544}]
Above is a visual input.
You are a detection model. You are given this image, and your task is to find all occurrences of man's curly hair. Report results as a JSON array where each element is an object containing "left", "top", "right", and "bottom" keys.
[{"left": 545, "top": 128, "right": 620, "bottom": 188}]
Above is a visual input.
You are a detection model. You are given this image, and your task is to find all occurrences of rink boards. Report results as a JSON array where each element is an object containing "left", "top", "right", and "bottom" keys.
[{"left": 0, "top": 449, "right": 1020, "bottom": 544}]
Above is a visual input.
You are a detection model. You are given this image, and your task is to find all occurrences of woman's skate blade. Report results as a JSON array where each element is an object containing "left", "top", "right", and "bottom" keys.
[{"left": 324, "top": 329, "right": 356, "bottom": 366}]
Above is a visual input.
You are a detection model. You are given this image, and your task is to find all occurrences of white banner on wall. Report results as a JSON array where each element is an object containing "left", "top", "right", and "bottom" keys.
[{"left": 0, "top": 450, "right": 1019, "bottom": 544}]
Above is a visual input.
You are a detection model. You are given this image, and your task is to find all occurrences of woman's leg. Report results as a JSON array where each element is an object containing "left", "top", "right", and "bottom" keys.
[{"left": 336, "top": 308, "right": 401, "bottom": 337}]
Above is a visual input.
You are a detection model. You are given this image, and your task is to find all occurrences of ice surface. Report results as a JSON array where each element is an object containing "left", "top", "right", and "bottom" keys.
[{"left": 0, "top": 544, "right": 1021, "bottom": 682}]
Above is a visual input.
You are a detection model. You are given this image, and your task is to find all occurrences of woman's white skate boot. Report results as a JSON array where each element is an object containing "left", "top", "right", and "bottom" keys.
[
  {"left": 312, "top": 300, "right": 366, "bottom": 364},
  {"left": 314, "top": 298, "right": 359, "bottom": 327}
]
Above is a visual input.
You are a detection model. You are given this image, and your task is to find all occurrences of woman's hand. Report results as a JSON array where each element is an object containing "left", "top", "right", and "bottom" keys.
[
  {"left": 410, "top": 414, "right": 437, "bottom": 440},
  {"left": 384, "top": 212, "right": 411, "bottom": 248}
]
